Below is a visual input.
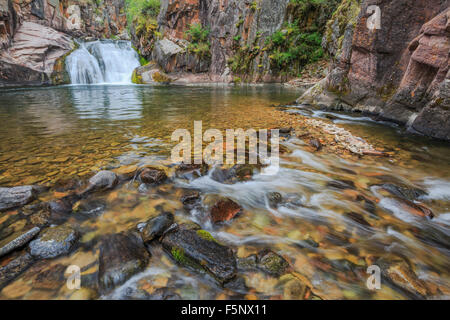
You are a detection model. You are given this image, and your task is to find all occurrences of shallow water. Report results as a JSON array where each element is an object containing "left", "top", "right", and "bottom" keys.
[{"left": 0, "top": 85, "right": 449, "bottom": 300}]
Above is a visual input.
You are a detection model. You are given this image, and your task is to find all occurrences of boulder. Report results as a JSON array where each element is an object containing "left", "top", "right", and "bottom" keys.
[
  {"left": 98, "top": 232, "right": 150, "bottom": 292},
  {"left": 139, "top": 167, "right": 167, "bottom": 185},
  {"left": 161, "top": 224, "right": 237, "bottom": 284},
  {"left": 83, "top": 170, "right": 118, "bottom": 194},
  {"left": 209, "top": 198, "right": 242, "bottom": 223},
  {"left": 29, "top": 225, "right": 78, "bottom": 259},
  {"left": 132, "top": 62, "right": 173, "bottom": 84},
  {"left": 0, "top": 186, "right": 38, "bottom": 211}
]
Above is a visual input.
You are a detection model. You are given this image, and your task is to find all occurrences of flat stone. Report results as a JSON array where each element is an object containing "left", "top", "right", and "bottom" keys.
[
  {"left": 0, "top": 186, "right": 38, "bottom": 211},
  {"left": 29, "top": 225, "right": 78, "bottom": 259}
]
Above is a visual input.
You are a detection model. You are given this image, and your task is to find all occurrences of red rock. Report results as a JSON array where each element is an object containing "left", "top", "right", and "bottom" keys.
[{"left": 210, "top": 198, "right": 242, "bottom": 223}]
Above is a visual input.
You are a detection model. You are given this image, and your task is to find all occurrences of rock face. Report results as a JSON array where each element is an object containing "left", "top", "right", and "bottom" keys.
[
  {"left": 0, "top": 185, "right": 38, "bottom": 211},
  {"left": 98, "top": 232, "right": 150, "bottom": 292},
  {"left": 161, "top": 224, "right": 237, "bottom": 283},
  {"left": 301, "top": 0, "right": 450, "bottom": 140},
  {"left": 0, "top": 0, "right": 128, "bottom": 86}
]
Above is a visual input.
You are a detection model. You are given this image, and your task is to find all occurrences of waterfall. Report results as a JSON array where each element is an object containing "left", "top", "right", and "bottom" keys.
[{"left": 66, "top": 40, "right": 140, "bottom": 84}]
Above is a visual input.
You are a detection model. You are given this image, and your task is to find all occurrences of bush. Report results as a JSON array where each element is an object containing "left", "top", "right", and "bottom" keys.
[{"left": 185, "top": 23, "right": 211, "bottom": 59}]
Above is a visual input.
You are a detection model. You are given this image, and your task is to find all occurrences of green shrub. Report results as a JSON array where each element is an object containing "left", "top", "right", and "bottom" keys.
[{"left": 185, "top": 23, "right": 211, "bottom": 59}]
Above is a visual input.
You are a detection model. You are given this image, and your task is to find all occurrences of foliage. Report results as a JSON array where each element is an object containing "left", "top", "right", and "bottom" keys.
[{"left": 185, "top": 23, "right": 211, "bottom": 59}]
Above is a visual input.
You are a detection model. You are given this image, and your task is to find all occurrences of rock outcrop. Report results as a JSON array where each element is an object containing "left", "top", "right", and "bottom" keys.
[
  {"left": 300, "top": 0, "right": 450, "bottom": 140},
  {"left": 0, "top": 0, "right": 128, "bottom": 86}
]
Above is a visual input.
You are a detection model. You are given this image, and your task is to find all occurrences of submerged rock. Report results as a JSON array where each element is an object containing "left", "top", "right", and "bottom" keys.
[
  {"left": 267, "top": 192, "right": 282, "bottom": 208},
  {"left": 141, "top": 212, "right": 174, "bottom": 243},
  {"left": 327, "top": 179, "right": 356, "bottom": 190},
  {"left": 381, "top": 183, "right": 427, "bottom": 201},
  {"left": 309, "top": 138, "right": 323, "bottom": 151},
  {"left": 0, "top": 252, "right": 34, "bottom": 289},
  {"left": 73, "top": 199, "right": 106, "bottom": 216},
  {"left": 161, "top": 225, "right": 237, "bottom": 284},
  {"left": 98, "top": 232, "right": 150, "bottom": 293},
  {"left": 209, "top": 198, "right": 242, "bottom": 223},
  {"left": 257, "top": 249, "right": 290, "bottom": 277},
  {"left": 139, "top": 168, "right": 167, "bottom": 185},
  {"left": 29, "top": 225, "right": 78, "bottom": 259},
  {"left": 180, "top": 190, "right": 201, "bottom": 210},
  {"left": 0, "top": 227, "right": 40, "bottom": 258},
  {"left": 0, "top": 186, "right": 38, "bottom": 211}
]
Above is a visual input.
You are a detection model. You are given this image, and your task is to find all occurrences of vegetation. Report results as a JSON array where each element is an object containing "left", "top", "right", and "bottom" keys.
[{"left": 184, "top": 23, "right": 211, "bottom": 59}]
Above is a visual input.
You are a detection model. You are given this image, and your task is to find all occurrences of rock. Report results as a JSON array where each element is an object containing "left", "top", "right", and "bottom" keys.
[
  {"left": 161, "top": 225, "right": 237, "bottom": 284},
  {"left": 344, "top": 212, "right": 371, "bottom": 228},
  {"left": 0, "top": 227, "right": 40, "bottom": 258},
  {"left": 237, "top": 254, "right": 258, "bottom": 271},
  {"left": 0, "top": 186, "right": 38, "bottom": 211},
  {"left": 132, "top": 62, "right": 173, "bottom": 84},
  {"left": 98, "top": 232, "right": 150, "bottom": 293},
  {"left": 309, "top": 138, "right": 322, "bottom": 151},
  {"left": 257, "top": 249, "right": 290, "bottom": 277},
  {"left": 282, "top": 277, "right": 307, "bottom": 300},
  {"left": 279, "top": 127, "right": 294, "bottom": 138},
  {"left": 85, "top": 170, "right": 118, "bottom": 193},
  {"left": 380, "top": 183, "right": 427, "bottom": 201},
  {"left": 139, "top": 168, "right": 167, "bottom": 185},
  {"left": 383, "top": 260, "right": 429, "bottom": 298},
  {"left": 327, "top": 179, "right": 356, "bottom": 190},
  {"left": 73, "top": 199, "right": 106, "bottom": 216},
  {"left": 141, "top": 212, "right": 174, "bottom": 243},
  {"left": 113, "top": 165, "right": 139, "bottom": 181},
  {"left": 267, "top": 192, "right": 282, "bottom": 208},
  {"left": 69, "top": 288, "right": 98, "bottom": 300},
  {"left": 0, "top": 253, "right": 34, "bottom": 289},
  {"left": 33, "top": 264, "right": 67, "bottom": 290},
  {"left": 149, "top": 287, "right": 181, "bottom": 300},
  {"left": 29, "top": 225, "right": 78, "bottom": 259},
  {"left": 180, "top": 190, "right": 201, "bottom": 210},
  {"left": 48, "top": 194, "right": 80, "bottom": 215},
  {"left": 209, "top": 198, "right": 242, "bottom": 223}
]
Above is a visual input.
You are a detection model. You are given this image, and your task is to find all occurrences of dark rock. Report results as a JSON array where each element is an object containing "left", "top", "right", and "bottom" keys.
[
  {"left": 29, "top": 225, "right": 78, "bottom": 259},
  {"left": 327, "top": 179, "right": 356, "bottom": 190},
  {"left": 98, "top": 232, "right": 150, "bottom": 293},
  {"left": 141, "top": 212, "right": 174, "bottom": 243},
  {"left": 161, "top": 225, "right": 237, "bottom": 284},
  {"left": 180, "top": 190, "right": 201, "bottom": 210},
  {"left": 74, "top": 199, "right": 106, "bottom": 216},
  {"left": 267, "top": 192, "right": 282, "bottom": 208},
  {"left": 344, "top": 212, "right": 372, "bottom": 228},
  {"left": 223, "top": 275, "right": 248, "bottom": 293},
  {"left": 0, "top": 252, "right": 34, "bottom": 289},
  {"left": 380, "top": 183, "right": 427, "bottom": 201},
  {"left": 0, "top": 186, "right": 38, "bottom": 211},
  {"left": 210, "top": 198, "right": 242, "bottom": 223},
  {"left": 52, "top": 178, "right": 83, "bottom": 193},
  {"left": 237, "top": 254, "right": 258, "bottom": 271},
  {"left": 257, "top": 249, "right": 290, "bottom": 277},
  {"left": 48, "top": 194, "right": 80, "bottom": 215},
  {"left": 279, "top": 127, "right": 294, "bottom": 138},
  {"left": 0, "top": 227, "right": 40, "bottom": 258},
  {"left": 149, "top": 287, "right": 181, "bottom": 300},
  {"left": 309, "top": 138, "right": 322, "bottom": 151},
  {"left": 119, "top": 287, "right": 152, "bottom": 300},
  {"left": 139, "top": 168, "right": 167, "bottom": 185}
]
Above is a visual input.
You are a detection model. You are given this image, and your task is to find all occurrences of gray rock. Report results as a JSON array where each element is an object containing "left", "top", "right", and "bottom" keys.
[
  {"left": 257, "top": 249, "right": 290, "bottom": 277},
  {"left": 98, "top": 232, "right": 150, "bottom": 293},
  {"left": 29, "top": 225, "right": 78, "bottom": 259},
  {"left": 84, "top": 170, "right": 118, "bottom": 193},
  {"left": 0, "top": 186, "right": 37, "bottom": 211},
  {"left": 0, "top": 227, "right": 40, "bottom": 258}
]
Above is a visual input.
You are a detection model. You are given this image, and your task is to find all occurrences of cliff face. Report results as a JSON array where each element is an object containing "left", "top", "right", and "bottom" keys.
[
  {"left": 302, "top": 0, "right": 450, "bottom": 140},
  {"left": 0, "top": 0, "right": 128, "bottom": 86}
]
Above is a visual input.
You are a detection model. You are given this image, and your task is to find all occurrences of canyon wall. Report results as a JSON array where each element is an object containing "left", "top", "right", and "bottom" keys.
[
  {"left": 301, "top": 0, "right": 450, "bottom": 140},
  {"left": 0, "top": 0, "right": 128, "bottom": 86}
]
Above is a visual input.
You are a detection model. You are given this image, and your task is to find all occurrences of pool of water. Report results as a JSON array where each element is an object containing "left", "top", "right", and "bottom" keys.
[{"left": 0, "top": 84, "right": 449, "bottom": 300}]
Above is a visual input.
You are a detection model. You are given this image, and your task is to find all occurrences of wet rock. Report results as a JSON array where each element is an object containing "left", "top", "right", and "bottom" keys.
[
  {"left": 279, "top": 127, "right": 294, "bottom": 138},
  {"left": 383, "top": 260, "right": 429, "bottom": 298},
  {"left": 344, "top": 212, "right": 372, "bottom": 228},
  {"left": 119, "top": 287, "right": 152, "bottom": 300},
  {"left": 98, "top": 232, "right": 150, "bottom": 293},
  {"left": 0, "top": 252, "right": 34, "bottom": 289},
  {"left": 83, "top": 170, "right": 118, "bottom": 194},
  {"left": 327, "top": 179, "right": 356, "bottom": 190},
  {"left": 257, "top": 249, "right": 290, "bottom": 277},
  {"left": 138, "top": 183, "right": 150, "bottom": 193},
  {"left": 113, "top": 165, "right": 139, "bottom": 181},
  {"left": 309, "top": 138, "right": 323, "bottom": 151},
  {"left": 398, "top": 199, "right": 434, "bottom": 219},
  {"left": 237, "top": 254, "right": 258, "bottom": 271},
  {"left": 139, "top": 168, "right": 167, "bottom": 185},
  {"left": 381, "top": 183, "right": 427, "bottom": 201},
  {"left": 141, "top": 212, "right": 174, "bottom": 243},
  {"left": 52, "top": 178, "right": 83, "bottom": 193},
  {"left": 0, "top": 227, "right": 40, "bottom": 258},
  {"left": 0, "top": 186, "right": 38, "bottom": 211},
  {"left": 267, "top": 192, "right": 282, "bottom": 208},
  {"left": 161, "top": 225, "right": 237, "bottom": 284},
  {"left": 210, "top": 167, "right": 236, "bottom": 184},
  {"left": 223, "top": 275, "right": 248, "bottom": 293},
  {"left": 48, "top": 195, "right": 77, "bottom": 215},
  {"left": 180, "top": 190, "right": 201, "bottom": 210},
  {"left": 29, "top": 225, "right": 78, "bottom": 259},
  {"left": 69, "top": 288, "right": 98, "bottom": 300},
  {"left": 33, "top": 264, "right": 67, "bottom": 290},
  {"left": 281, "top": 275, "right": 308, "bottom": 300},
  {"left": 209, "top": 198, "right": 242, "bottom": 223},
  {"left": 73, "top": 199, "right": 106, "bottom": 217}
]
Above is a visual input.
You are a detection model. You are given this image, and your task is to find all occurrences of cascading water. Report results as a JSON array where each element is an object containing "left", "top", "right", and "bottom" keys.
[{"left": 66, "top": 40, "right": 140, "bottom": 84}]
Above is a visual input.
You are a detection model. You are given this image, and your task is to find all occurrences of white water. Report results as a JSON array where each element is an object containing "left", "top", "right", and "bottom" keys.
[{"left": 66, "top": 40, "right": 140, "bottom": 84}]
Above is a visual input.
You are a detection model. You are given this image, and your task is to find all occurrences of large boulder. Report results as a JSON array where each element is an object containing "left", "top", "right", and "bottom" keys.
[
  {"left": 98, "top": 232, "right": 150, "bottom": 293},
  {"left": 29, "top": 225, "right": 78, "bottom": 259},
  {"left": 0, "top": 186, "right": 38, "bottom": 211}
]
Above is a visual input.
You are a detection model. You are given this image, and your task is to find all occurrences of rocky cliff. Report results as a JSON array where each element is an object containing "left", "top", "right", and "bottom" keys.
[
  {"left": 301, "top": 0, "right": 450, "bottom": 140},
  {"left": 0, "top": 0, "right": 128, "bottom": 86}
]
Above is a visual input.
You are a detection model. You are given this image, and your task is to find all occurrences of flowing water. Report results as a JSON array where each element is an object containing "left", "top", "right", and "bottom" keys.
[
  {"left": 0, "top": 83, "right": 449, "bottom": 300},
  {"left": 66, "top": 40, "right": 140, "bottom": 84}
]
